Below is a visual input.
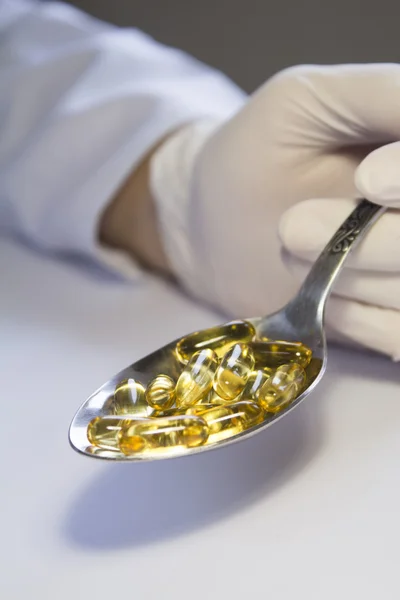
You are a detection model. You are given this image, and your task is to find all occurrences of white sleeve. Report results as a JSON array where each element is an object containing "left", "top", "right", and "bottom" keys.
[{"left": 0, "top": 0, "right": 245, "bottom": 277}]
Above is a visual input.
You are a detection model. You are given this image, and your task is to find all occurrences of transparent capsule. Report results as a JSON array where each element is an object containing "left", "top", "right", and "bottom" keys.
[
  {"left": 213, "top": 344, "right": 255, "bottom": 401},
  {"left": 185, "top": 402, "right": 217, "bottom": 416},
  {"left": 87, "top": 416, "right": 134, "bottom": 449},
  {"left": 194, "top": 400, "right": 263, "bottom": 442},
  {"left": 256, "top": 363, "right": 306, "bottom": 413},
  {"left": 175, "top": 320, "right": 256, "bottom": 363},
  {"left": 240, "top": 368, "right": 274, "bottom": 401},
  {"left": 250, "top": 340, "right": 312, "bottom": 369},
  {"left": 194, "top": 388, "right": 226, "bottom": 407},
  {"left": 150, "top": 406, "right": 188, "bottom": 418},
  {"left": 175, "top": 349, "right": 218, "bottom": 408},
  {"left": 145, "top": 374, "right": 175, "bottom": 411},
  {"left": 118, "top": 415, "right": 209, "bottom": 456},
  {"left": 104, "top": 378, "right": 147, "bottom": 416}
]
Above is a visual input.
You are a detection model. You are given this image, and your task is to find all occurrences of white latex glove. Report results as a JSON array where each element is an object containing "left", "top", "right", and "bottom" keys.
[
  {"left": 280, "top": 142, "right": 400, "bottom": 359},
  {"left": 151, "top": 64, "right": 400, "bottom": 360}
]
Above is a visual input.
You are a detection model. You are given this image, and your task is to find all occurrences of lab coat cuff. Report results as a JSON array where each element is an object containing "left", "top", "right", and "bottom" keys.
[{"left": 44, "top": 117, "right": 223, "bottom": 282}]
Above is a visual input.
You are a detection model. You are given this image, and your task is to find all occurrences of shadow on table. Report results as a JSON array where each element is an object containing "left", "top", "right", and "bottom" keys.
[
  {"left": 62, "top": 384, "right": 326, "bottom": 550},
  {"left": 61, "top": 345, "right": 399, "bottom": 551}
]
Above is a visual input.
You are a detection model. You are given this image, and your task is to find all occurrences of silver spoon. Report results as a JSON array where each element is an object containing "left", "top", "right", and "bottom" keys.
[{"left": 69, "top": 199, "right": 385, "bottom": 461}]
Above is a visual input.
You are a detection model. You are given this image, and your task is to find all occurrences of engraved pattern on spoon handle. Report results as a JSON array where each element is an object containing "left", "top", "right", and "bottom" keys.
[{"left": 283, "top": 199, "right": 386, "bottom": 334}]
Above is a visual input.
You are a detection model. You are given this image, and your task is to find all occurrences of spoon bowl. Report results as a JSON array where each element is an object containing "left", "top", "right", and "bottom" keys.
[{"left": 69, "top": 199, "right": 384, "bottom": 461}]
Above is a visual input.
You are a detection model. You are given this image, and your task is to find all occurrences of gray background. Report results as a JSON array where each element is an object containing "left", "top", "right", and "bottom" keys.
[{"left": 69, "top": 0, "right": 400, "bottom": 92}]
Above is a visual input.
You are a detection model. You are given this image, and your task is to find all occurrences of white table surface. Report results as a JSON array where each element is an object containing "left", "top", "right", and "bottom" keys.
[{"left": 2, "top": 237, "right": 400, "bottom": 600}]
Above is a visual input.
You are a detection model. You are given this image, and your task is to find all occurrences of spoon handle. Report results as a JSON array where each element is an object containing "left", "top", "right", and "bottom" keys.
[{"left": 283, "top": 199, "right": 385, "bottom": 335}]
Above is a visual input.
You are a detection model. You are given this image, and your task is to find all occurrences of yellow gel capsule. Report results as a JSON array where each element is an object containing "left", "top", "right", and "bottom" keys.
[
  {"left": 175, "top": 349, "right": 218, "bottom": 408},
  {"left": 106, "top": 378, "right": 146, "bottom": 415},
  {"left": 87, "top": 416, "right": 134, "bottom": 449},
  {"left": 198, "top": 400, "right": 263, "bottom": 441},
  {"left": 199, "top": 389, "right": 227, "bottom": 406},
  {"left": 213, "top": 343, "right": 255, "bottom": 401},
  {"left": 256, "top": 363, "right": 306, "bottom": 413},
  {"left": 175, "top": 320, "right": 256, "bottom": 363},
  {"left": 150, "top": 406, "right": 188, "bottom": 418},
  {"left": 240, "top": 368, "right": 274, "bottom": 401},
  {"left": 118, "top": 415, "right": 209, "bottom": 456},
  {"left": 145, "top": 374, "right": 175, "bottom": 410},
  {"left": 250, "top": 340, "right": 312, "bottom": 369},
  {"left": 185, "top": 403, "right": 218, "bottom": 416}
]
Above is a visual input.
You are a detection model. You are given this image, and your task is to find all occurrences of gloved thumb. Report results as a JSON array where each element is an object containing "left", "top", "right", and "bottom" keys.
[{"left": 355, "top": 142, "right": 400, "bottom": 207}]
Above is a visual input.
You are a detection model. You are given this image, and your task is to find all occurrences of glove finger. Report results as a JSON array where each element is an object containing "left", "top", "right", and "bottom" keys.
[
  {"left": 279, "top": 197, "right": 400, "bottom": 272},
  {"left": 356, "top": 141, "right": 400, "bottom": 208},
  {"left": 325, "top": 296, "right": 400, "bottom": 361},
  {"left": 265, "top": 64, "right": 400, "bottom": 147},
  {"left": 283, "top": 251, "right": 400, "bottom": 311}
]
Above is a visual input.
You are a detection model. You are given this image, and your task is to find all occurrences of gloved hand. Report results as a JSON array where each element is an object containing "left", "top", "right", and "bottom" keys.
[
  {"left": 280, "top": 141, "right": 400, "bottom": 359},
  {"left": 150, "top": 64, "right": 400, "bottom": 360}
]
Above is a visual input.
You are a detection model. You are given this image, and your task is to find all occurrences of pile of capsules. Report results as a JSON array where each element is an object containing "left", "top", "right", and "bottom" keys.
[{"left": 87, "top": 321, "right": 312, "bottom": 459}]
